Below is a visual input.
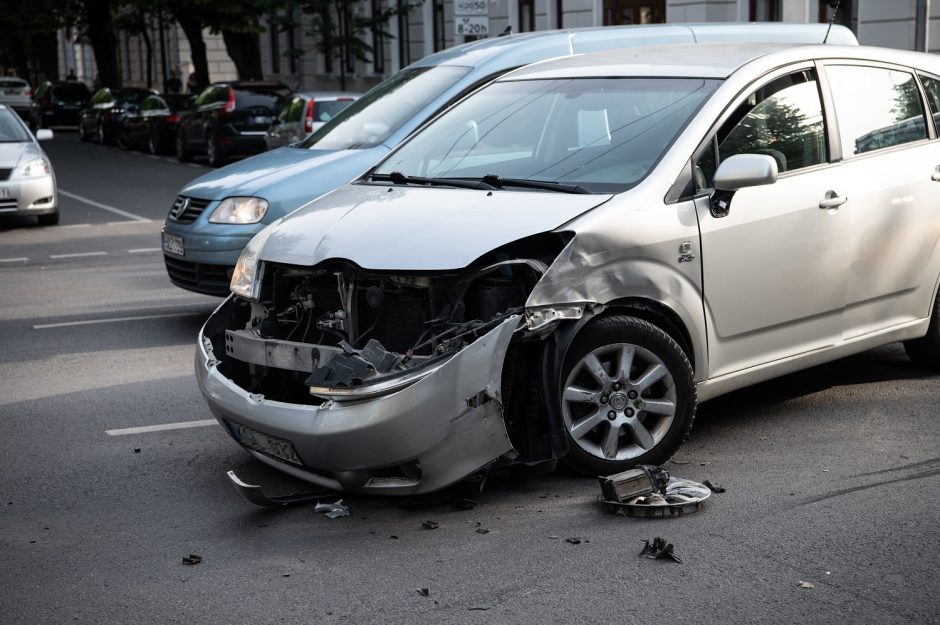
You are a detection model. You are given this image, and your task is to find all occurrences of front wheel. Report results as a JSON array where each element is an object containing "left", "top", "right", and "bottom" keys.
[
  {"left": 206, "top": 133, "right": 225, "bottom": 167},
  {"left": 558, "top": 315, "right": 696, "bottom": 475},
  {"left": 37, "top": 211, "right": 60, "bottom": 226},
  {"left": 903, "top": 289, "right": 940, "bottom": 370}
]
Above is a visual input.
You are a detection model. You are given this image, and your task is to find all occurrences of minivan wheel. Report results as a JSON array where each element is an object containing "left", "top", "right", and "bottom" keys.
[
  {"left": 903, "top": 289, "right": 940, "bottom": 370},
  {"left": 175, "top": 130, "right": 192, "bottom": 162},
  {"left": 558, "top": 315, "right": 696, "bottom": 475}
]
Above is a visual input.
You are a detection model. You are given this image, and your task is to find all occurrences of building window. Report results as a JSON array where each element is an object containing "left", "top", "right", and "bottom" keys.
[
  {"left": 603, "top": 1, "right": 664, "bottom": 26},
  {"left": 433, "top": 0, "right": 445, "bottom": 52},
  {"left": 519, "top": 0, "right": 535, "bottom": 32},
  {"left": 269, "top": 14, "right": 281, "bottom": 74},
  {"left": 750, "top": 0, "right": 781, "bottom": 21},
  {"left": 398, "top": 0, "right": 412, "bottom": 66}
]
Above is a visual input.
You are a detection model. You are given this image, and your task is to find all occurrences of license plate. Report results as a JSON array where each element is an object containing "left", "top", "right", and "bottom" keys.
[
  {"left": 162, "top": 232, "right": 184, "bottom": 256},
  {"left": 0, "top": 187, "right": 8, "bottom": 198},
  {"left": 251, "top": 115, "right": 271, "bottom": 126},
  {"left": 226, "top": 418, "right": 303, "bottom": 465}
]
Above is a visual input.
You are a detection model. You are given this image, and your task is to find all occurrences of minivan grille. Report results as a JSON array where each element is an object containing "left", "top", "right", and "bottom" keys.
[{"left": 168, "top": 195, "right": 212, "bottom": 224}]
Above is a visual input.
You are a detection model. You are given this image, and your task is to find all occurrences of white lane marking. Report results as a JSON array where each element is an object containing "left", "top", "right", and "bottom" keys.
[
  {"left": 49, "top": 251, "right": 107, "bottom": 259},
  {"left": 106, "top": 419, "right": 218, "bottom": 436},
  {"left": 128, "top": 247, "right": 161, "bottom": 254},
  {"left": 106, "top": 220, "right": 145, "bottom": 226},
  {"left": 58, "top": 189, "right": 150, "bottom": 222},
  {"left": 187, "top": 163, "right": 203, "bottom": 169},
  {"left": 59, "top": 223, "right": 92, "bottom": 229},
  {"left": 33, "top": 311, "right": 204, "bottom": 329},
  {"left": 0, "top": 257, "right": 29, "bottom": 263},
  {"left": 146, "top": 154, "right": 160, "bottom": 160}
]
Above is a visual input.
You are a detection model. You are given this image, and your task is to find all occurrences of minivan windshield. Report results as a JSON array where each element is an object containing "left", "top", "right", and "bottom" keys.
[
  {"left": 374, "top": 77, "right": 720, "bottom": 194},
  {"left": 297, "top": 65, "right": 471, "bottom": 151}
]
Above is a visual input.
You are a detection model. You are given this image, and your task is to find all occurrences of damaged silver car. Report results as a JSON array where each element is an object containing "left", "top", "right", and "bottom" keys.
[{"left": 198, "top": 42, "right": 940, "bottom": 494}]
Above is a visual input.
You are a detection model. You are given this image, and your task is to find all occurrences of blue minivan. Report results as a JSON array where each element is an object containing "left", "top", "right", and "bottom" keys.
[{"left": 161, "top": 23, "right": 857, "bottom": 295}]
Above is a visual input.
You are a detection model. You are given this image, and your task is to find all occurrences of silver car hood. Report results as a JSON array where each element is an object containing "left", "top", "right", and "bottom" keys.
[
  {"left": 0, "top": 142, "right": 39, "bottom": 169},
  {"left": 260, "top": 184, "right": 611, "bottom": 270}
]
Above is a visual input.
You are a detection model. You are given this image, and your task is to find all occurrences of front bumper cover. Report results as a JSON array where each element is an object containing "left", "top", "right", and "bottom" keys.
[{"left": 196, "top": 296, "right": 518, "bottom": 495}]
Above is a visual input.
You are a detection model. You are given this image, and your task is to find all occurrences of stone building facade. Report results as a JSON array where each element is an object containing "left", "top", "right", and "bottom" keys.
[{"left": 60, "top": 1, "right": 940, "bottom": 93}]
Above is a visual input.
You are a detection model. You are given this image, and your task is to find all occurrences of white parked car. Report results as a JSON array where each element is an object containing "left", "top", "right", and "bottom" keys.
[
  {"left": 0, "top": 77, "right": 32, "bottom": 118},
  {"left": 197, "top": 42, "right": 940, "bottom": 494},
  {"left": 0, "top": 104, "right": 58, "bottom": 225}
]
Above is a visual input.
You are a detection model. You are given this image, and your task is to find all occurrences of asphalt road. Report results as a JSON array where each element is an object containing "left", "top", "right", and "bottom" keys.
[{"left": 1, "top": 132, "right": 939, "bottom": 625}]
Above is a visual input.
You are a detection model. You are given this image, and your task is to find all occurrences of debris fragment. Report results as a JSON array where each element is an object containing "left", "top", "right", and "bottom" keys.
[
  {"left": 468, "top": 606, "right": 491, "bottom": 611},
  {"left": 566, "top": 537, "right": 582, "bottom": 545},
  {"left": 315, "top": 499, "right": 350, "bottom": 519},
  {"left": 182, "top": 554, "right": 202, "bottom": 565},
  {"left": 703, "top": 480, "right": 726, "bottom": 493},
  {"left": 639, "top": 537, "right": 682, "bottom": 563},
  {"left": 417, "top": 588, "right": 430, "bottom": 597},
  {"left": 133, "top": 448, "right": 140, "bottom": 453},
  {"left": 669, "top": 460, "right": 692, "bottom": 466},
  {"left": 799, "top": 581, "right": 814, "bottom": 589},
  {"left": 547, "top": 535, "right": 559, "bottom": 540},
  {"left": 390, "top": 535, "right": 399, "bottom": 539},
  {"left": 475, "top": 527, "right": 490, "bottom": 534},
  {"left": 600, "top": 466, "right": 711, "bottom": 517},
  {"left": 422, "top": 520, "right": 440, "bottom": 530},
  {"left": 454, "top": 498, "right": 478, "bottom": 510},
  {"left": 281, "top": 573, "right": 291, "bottom": 577}
]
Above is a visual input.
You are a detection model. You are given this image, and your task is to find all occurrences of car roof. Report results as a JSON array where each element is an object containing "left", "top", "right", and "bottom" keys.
[
  {"left": 412, "top": 22, "right": 857, "bottom": 70},
  {"left": 295, "top": 92, "right": 362, "bottom": 100},
  {"left": 0, "top": 77, "right": 29, "bottom": 84},
  {"left": 504, "top": 42, "right": 940, "bottom": 81}
]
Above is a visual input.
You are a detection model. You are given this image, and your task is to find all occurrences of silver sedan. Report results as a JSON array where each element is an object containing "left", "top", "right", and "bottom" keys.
[{"left": 0, "top": 104, "right": 58, "bottom": 225}]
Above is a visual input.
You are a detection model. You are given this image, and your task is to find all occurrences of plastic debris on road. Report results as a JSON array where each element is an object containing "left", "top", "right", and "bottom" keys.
[
  {"left": 314, "top": 499, "right": 350, "bottom": 519},
  {"left": 182, "top": 554, "right": 202, "bottom": 565},
  {"left": 639, "top": 537, "right": 682, "bottom": 563},
  {"left": 599, "top": 465, "right": 711, "bottom": 518},
  {"left": 799, "top": 581, "right": 815, "bottom": 589},
  {"left": 703, "top": 479, "right": 726, "bottom": 493}
]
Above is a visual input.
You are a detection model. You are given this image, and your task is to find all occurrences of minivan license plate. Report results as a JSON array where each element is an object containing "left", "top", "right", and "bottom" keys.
[{"left": 162, "top": 232, "right": 184, "bottom": 256}]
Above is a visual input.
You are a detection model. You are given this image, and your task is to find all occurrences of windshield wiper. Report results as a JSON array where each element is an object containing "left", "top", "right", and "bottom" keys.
[
  {"left": 371, "top": 171, "right": 496, "bottom": 191},
  {"left": 481, "top": 174, "right": 590, "bottom": 194}
]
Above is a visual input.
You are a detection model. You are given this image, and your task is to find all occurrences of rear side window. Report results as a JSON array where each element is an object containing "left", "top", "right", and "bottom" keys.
[
  {"left": 695, "top": 70, "right": 826, "bottom": 190},
  {"left": 287, "top": 97, "right": 305, "bottom": 122},
  {"left": 313, "top": 99, "right": 353, "bottom": 123},
  {"left": 52, "top": 83, "right": 89, "bottom": 100},
  {"left": 918, "top": 73, "right": 940, "bottom": 126},
  {"left": 826, "top": 65, "right": 927, "bottom": 156}
]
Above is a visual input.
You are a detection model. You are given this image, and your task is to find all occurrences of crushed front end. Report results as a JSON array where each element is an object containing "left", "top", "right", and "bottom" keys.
[{"left": 196, "top": 237, "right": 569, "bottom": 494}]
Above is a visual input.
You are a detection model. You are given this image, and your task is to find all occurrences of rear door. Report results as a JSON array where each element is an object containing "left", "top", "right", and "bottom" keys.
[
  {"left": 822, "top": 63, "right": 940, "bottom": 338},
  {"left": 694, "top": 65, "right": 850, "bottom": 378}
]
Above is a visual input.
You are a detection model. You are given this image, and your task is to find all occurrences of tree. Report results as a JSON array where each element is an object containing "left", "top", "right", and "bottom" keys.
[
  {"left": 82, "top": 0, "right": 122, "bottom": 87},
  {"left": 166, "top": 0, "right": 210, "bottom": 91},
  {"left": 299, "top": 0, "right": 413, "bottom": 90}
]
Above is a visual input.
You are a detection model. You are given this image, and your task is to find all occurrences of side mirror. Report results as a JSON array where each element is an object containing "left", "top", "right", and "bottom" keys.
[
  {"left": 710, "top": 153, "right": 778, "bottom": 218},
  {"left": 35, "top": 128, "right": 53, "bottom": 141}
]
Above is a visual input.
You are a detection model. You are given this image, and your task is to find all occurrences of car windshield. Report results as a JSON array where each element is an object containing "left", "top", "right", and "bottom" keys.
[
  {"left": 297, "top": 65, "right": 471, "bottom": 150},
  {"left": 0, "top": 108, "right": 30, "bottom": 142},
  {"left": 374, "top": 77, "right": 720, "bottom": 194},
  {"left": 52, "top": 83, "right": 90, "bottom": 99}
]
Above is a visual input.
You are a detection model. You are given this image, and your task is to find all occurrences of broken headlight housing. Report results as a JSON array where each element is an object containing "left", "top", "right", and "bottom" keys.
[
  {"left": 230, "top": 226, "right": 275, "bottom": 301},
  {"left": 210, "top": 196, "right": 269, "bottom": 224}
]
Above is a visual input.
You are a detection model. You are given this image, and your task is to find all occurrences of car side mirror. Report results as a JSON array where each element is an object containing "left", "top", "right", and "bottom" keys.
[
  {"left": 35, "top": 128, "right": 53, "bottom": 141},
  {"left": 710, "top": 153, "right": 778, "bottom": 218}
]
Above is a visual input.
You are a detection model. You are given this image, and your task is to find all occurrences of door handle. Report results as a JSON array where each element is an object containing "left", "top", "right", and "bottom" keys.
[
  {"left": 818, "top": 194, "right": 847, "bottom": 209},
  {"left": 931, "top": 166, "right": 940, "bottom": 181}
]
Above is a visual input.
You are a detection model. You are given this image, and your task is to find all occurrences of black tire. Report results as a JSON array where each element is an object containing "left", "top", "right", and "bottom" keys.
[
  {"left": 79, "top": 120, "right": 91, "bottom": 142},
  {"left": 206, "top": 132, "right": 225, "bottom": 167},
  {"left": 558, "top": 315, "right": 696, "bottom": 475},
  {"left": 116, "top": 128, "right": 129, "bottom": 150},
  {"left": 175, "top": 129, "right": 192, "bottom": 162},
  {"left": 96, "top": 120, "right": 109, "bottom": 145},
  {"left": 37, "top": 211, "right": 60, "bottom": 226},
  {"left": 148, "top": 129, "right": 162, "bottom": 155},
  {"left": 904, "top": 288, "right": 940, "bottom": 370}
]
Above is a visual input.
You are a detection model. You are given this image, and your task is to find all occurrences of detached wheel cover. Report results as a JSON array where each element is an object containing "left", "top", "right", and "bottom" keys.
[{"left": 562, "top": 342, "right": 677, "bottom": 462}]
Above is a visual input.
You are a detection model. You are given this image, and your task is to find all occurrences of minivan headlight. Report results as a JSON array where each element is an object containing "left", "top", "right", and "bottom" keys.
[
  {"left": 18, "top": 158, "right": 51, "bottom": 178},
  {"left": 230, "top": 226, "right": 275, "bottom": 301},
  {"left": 210, "top": 196, "right": 269, "bottom": 224}
]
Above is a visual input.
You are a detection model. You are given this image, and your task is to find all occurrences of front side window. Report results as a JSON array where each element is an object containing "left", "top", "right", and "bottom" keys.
[
  {"left": 297, "top": 65, "right": 471, "bottom": 150},
  {"left": 826, "top": 65, "right": 927, "bottom": 156},
  {"left": 376, "top": 77, "right": 720, "bottom": 194},
  {"left": 696, "top": 70, "right": 826, "bottom": 190}
]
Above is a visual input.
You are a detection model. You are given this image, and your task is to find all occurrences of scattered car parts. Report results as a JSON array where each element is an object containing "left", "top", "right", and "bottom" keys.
[{"left": 639, "top": 537, "right": 682, "bottom": 563}]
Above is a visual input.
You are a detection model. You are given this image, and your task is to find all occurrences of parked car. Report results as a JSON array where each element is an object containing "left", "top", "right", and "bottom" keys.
[
  {"left": 29, "top": 81, "right": 91, "bottom": 128},
  {"left": 163, "top": 23, "right": 857, "bottom": 297},
  {"left": 264, "top": 92, "right": 361, "bottom": 150},
  {"left": 79, "top": 87, "right": 156, "bottom": 144},
  {"left": 197, "top": 41, "right": 940, "bottom": 495},
  {"left": 117, "top": 93, "right": 193, "bottom": 154},
  {"left": 174, "top": 81, "right": 291, "bottom": 167},
  {"left": 0, "top": 104, "right": 58, "bottom": 225},
  {"left": 0, "top": 77, "right": 32, "bottom": 119}
]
